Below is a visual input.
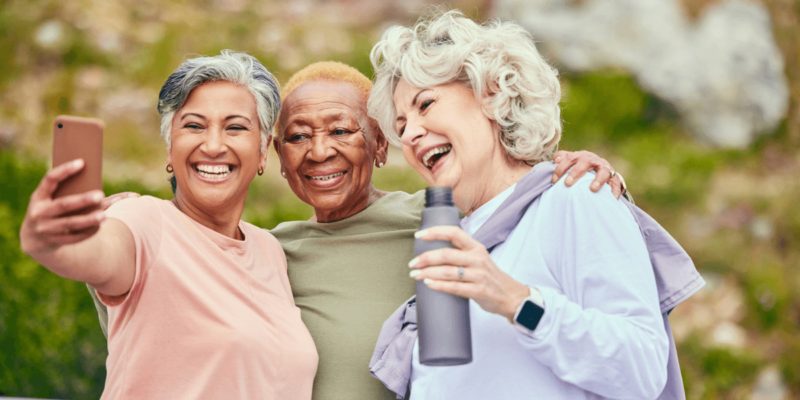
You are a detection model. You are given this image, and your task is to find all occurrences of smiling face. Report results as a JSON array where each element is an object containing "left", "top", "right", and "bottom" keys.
[
  {"left": 168, "top": 80, "right": 267, "bottom": 215},
  {"left": 394, "top": 79, "right": 529, "bottom": 214},
  {"left": 275, "top": 80, "right": 388, "bottom": 222}
]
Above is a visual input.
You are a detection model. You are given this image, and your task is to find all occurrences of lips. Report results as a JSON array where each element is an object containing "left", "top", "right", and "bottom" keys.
[
  {"left": 304, "top": 169, "right": 348, "bottom": 188},
  {"left": 308, "top": 171, "right": 345, "bottom": 181}
]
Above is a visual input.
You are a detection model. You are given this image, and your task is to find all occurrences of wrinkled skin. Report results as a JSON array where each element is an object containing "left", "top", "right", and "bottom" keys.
[{"left": 274, "top": 80, "right": 388, "bottom": 223}]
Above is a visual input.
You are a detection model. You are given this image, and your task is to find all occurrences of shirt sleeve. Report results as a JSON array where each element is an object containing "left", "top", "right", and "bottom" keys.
[
  {"left": 516, "top": 175, "right": 669, "bottom": 399},
  {"left": 95, "top": 196, "right": 163, "bottom": 307}
]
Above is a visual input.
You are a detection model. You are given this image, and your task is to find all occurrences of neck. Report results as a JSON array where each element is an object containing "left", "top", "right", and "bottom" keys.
[
  {"left": 171, "top": 192, "right": 245, "bottom": 240},
  {"left": 460, "top": 159, "right": 532, "bottom": 216},
  {"left": 314, "top": 183, "right": 387, "bottom": 223}
]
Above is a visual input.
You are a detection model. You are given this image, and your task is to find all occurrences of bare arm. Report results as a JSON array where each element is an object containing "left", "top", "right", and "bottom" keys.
[{"left": 19, "top": 159, "right": 135, "bottom": 296}]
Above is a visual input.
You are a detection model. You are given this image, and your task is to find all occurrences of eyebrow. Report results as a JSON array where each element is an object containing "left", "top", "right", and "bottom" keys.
[
  {"left": 181, "top": 113, "right": 206, "bottom": 121},
  {"left": 180, "top": 113, "right": 251, "bottom": 124},
  {"left": 284, "top": 112, "right": 357, "bottom": 130},
  {"left": 411, "top": 89, "right": 431, "bottom": 107},
  {"left": 397, "top": 89, "right": 432, "bottom": 123}
]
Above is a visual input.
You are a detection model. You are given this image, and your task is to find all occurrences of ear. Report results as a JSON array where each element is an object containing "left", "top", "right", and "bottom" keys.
[
  {"left": 166, "top": 146, "right": 173, "bottom": 168},
  {"left": 373, "top": 125, "right": 389, "bottom": 167}
]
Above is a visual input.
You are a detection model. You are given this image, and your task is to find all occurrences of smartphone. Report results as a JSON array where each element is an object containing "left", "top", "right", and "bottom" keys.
[{"left": 52, "top": 116, "right": 104, "bottom": 206}]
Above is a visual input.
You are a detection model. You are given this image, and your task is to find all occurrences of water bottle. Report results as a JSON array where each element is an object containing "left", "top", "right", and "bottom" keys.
[{"left": 415, "top": 186, "right": 472, "bottom": 366}]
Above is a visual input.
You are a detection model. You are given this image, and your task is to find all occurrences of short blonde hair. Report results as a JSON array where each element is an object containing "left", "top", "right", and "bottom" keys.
[
  {"left": 277, "top": 61, "right": 374, "bottom": 138},
  {"left": 367, "top": 10, "right": 562, "bottom": 164}
]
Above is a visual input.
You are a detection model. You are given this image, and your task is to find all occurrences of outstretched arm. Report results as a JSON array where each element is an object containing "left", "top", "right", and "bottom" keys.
[{"left": 20, "top": 159, "right": 135, "bottom": 296}]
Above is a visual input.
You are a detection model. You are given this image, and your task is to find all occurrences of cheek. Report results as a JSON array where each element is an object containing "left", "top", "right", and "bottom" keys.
[
  {"left": 401, "top": 146, "right": 421, "bottom": 169},
  {"left": 280, "top": 146, "right": 303, "bottom": 172},
  {"left": 170, "top": 143, "right": 191, "bottom": 168}
]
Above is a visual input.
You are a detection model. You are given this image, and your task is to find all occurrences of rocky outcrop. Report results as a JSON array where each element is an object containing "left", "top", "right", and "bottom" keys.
[{"left": 495, "top": 0, "right": 790, "bottom": 148}]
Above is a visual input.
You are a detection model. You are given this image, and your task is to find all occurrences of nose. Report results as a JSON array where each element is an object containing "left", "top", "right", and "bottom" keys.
[
  {"left": 401, "top": 117, "right": 426, "bottom": 148},
  {"left": 200, "top": 125, "right": 227, "bottom": 158},
  {"left": 307, "top": 134, "right": 337, "bottom": 163}
]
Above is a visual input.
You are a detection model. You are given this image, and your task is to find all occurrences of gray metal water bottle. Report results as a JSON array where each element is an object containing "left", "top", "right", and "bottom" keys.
[{"left": 415, "top": 186, "right": 472, "bottom": 366}]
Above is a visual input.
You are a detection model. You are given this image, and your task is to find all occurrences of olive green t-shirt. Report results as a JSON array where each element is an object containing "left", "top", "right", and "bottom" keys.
[
  {"left": 87, "top": 190, "right": 423, "bottom": 399},
  {"left": 270, "top": 190, "right": 422, "bottom": 400}
]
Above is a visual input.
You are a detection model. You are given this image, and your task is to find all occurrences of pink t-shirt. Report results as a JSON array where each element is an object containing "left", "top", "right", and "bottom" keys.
[{"left": 98, "top": 196, "right": 317, "bottom": 400}]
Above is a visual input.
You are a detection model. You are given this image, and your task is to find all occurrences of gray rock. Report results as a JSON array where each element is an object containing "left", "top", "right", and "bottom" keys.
[{"left": 495, "top": 0, "right": 790, "bottom": 148}]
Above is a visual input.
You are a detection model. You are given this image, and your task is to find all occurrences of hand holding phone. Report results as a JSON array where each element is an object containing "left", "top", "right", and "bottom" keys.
[{"left": 18, "top": 116, "right": 106, "bottom": 257}]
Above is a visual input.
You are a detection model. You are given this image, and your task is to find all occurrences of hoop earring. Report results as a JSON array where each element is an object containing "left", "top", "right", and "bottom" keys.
[
  {"left": 258, "top": 169, "right": 264, "bottom": 176},
  {"left": 166, "top": 164, "right": 173, "bottom": 173}
]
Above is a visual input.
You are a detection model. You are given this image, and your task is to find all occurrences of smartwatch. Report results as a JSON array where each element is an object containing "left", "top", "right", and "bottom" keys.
[{"left": 514, "top": 287, "right": 545, "bottom": 331}]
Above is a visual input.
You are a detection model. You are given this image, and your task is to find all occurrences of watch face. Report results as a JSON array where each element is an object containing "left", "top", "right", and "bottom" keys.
[{"left": 517, "top": 300, "right": 545, "bottom": 331}]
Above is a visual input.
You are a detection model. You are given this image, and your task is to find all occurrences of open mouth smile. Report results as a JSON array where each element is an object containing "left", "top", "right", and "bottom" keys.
[
  {"left": 194, "top": 163, "right": 234, "bottom": 180},
  {"left": 420, "top": 144, "right": 452, "bottom": 169}
]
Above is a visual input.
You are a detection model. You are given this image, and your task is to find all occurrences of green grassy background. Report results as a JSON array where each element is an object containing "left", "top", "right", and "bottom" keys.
[{"left": 1, "top": 0, "right": 799, "bottom": 399}]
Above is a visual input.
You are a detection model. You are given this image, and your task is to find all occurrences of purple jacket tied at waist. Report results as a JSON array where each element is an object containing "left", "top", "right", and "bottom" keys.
[{"left": 369, "top": 161, "right": 704, "bottom": 400}]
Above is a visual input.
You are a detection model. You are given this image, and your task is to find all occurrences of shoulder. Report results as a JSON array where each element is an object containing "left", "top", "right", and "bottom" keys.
[
  {"left": 242, "top": 221, "right": 281, "bottom": 248},
  {"left": 365, "top": 190, "right": 424, "bottom": 229},
  {"left": 381, "top": 190, "right": 426, "bottom": 210},
  {"left": 241, "top": 222, "right": 287, "bottom": 267},
  {"left": 105, "top": 195, "right": 167, "bottom": 226},
  {"left": 376, "top": 190, "right": 425, "bottom": 218},
  {"left": 107, "top": 195, "right": 167, "bottom": 214},
  {"left": 541, "top": 172, "right": 620, "bottom": 213},
  {"left": 537, "top": 172, "right": 641, "bottom": 241}
]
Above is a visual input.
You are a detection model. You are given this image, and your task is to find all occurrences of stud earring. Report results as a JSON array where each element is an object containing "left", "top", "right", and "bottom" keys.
[
  {"left": 281, "top": 171, "right": 286, "bottom": 177},
  {"left": 166, "top": 164, "right": 173, "bottom": 173},
  {"left": 378, "top": 162, "right": 384, "bottom": 168}
]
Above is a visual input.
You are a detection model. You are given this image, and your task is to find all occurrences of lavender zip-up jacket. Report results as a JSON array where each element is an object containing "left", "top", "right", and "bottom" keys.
[{"left": 369, "top": 162, "right": 704, "bottom": 400}]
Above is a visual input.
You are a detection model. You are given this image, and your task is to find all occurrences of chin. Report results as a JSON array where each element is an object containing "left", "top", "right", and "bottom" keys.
[
  {"left": 193, "top": 188, "right": 241, "bottom": 209},
  {"left": 307, "top": 196, "right": 346, "bottom": 213}
]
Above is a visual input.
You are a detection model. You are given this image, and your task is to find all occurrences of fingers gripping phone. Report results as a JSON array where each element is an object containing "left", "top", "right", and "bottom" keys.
[{"left": 52, "top": 115, "right": 104, "bottom": 213}]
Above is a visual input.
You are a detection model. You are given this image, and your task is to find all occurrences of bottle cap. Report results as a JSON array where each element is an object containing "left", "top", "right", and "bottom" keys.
[{"left": 425, "top": 186, "right": 454, "bottom": 207}]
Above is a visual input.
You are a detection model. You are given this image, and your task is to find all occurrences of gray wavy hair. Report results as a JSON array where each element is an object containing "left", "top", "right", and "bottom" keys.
[
  {"left": 367, "top": 10, "right": 562, "bottom": 164},
  {"left": 157, "top": 50, "right": 280, "bottom": 153}
]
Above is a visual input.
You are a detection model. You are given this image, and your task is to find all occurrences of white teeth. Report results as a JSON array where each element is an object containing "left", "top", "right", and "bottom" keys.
[
  {"left": 421, "top": 144, "right": 452, "bottom": 168},
  {"left": 309, "top": 172, "right": 345, "bottom": 181},
  {"left": 195, "top": 164, "right": 232, "bottom": 179}
]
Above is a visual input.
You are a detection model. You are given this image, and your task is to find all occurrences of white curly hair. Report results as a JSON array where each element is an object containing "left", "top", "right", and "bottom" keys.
[{"left": 367, "top": 9, "right": 562, "bottom": 165}]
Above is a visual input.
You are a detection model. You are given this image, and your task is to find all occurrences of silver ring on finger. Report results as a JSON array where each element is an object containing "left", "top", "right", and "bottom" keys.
[
  {"left": 603, "top": 164, "right": 616, "bottom": 178},
  {"left": 458, "top": 267, "right": 465, "bottom": 280}
]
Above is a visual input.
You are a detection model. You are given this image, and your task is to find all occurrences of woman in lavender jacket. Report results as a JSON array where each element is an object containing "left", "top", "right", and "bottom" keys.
[{"left": 367, "top": 10, "right": 701, "bottom": 400}]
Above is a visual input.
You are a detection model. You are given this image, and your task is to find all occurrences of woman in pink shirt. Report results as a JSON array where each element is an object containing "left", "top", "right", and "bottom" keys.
[{"left": 19, "top": 50, "right": 318, "bottom": 400}]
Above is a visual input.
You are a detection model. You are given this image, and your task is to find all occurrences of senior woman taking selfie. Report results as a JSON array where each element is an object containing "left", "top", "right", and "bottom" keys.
[
  {"left": 21, "top": 51, "right": 317, "bottom": 399},
  {"left": 367, "top": 10, "right": 704, "bottom": 400}
]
